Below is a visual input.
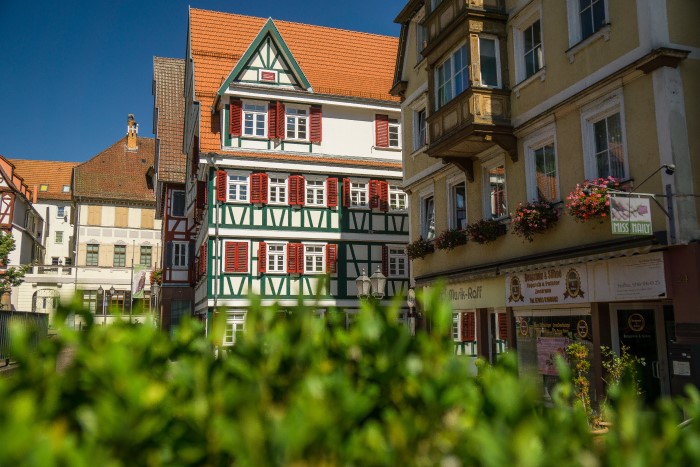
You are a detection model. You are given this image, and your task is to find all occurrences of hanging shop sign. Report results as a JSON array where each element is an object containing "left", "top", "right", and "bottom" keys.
[
  {"left": 609, "top": 194, "right": 653, "bottom": 236},
  {"left": 506, "top": 265, "right": 588, "bottom": 307}
]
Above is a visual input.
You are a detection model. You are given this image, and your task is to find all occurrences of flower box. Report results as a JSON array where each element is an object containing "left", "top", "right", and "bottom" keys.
[
  {"left": 465, "top": 219, "right": 506, "bottom": 244},
  {"left": 511, "top": 201, "right": 560, "bottom": 242},
  {"left": 566, "top": 177, "right": 620, "bottom": 222},
  {"left": 434, "top": 228, "right": 468, "bottom": 251},
  {"left": 406, "top": 237, "right": 435, "bottom": 260}
]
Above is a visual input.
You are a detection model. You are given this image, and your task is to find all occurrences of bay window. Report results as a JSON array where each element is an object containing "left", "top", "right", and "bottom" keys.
[{"left": 436, "top": 44, "right": 468, "bottom": 109}]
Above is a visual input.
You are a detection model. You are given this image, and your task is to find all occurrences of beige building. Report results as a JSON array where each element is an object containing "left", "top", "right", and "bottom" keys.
[
  {"left": 71, "top": 115, "right": 162, "bottom": 324},
  {"left": 392, "top": 0, "right": 700, "bottom": 400}
]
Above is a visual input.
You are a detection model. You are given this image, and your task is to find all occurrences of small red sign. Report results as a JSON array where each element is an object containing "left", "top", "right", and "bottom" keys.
[{"left": 260, "top": 71, "right": 276, "bottom": 82}]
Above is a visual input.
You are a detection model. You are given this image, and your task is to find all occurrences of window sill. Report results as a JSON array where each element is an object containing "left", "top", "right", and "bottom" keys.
[
  {"left": 410, "top": 145, "right": 428, "bottom": 158},
  {"left": 513, "top": 67, "right": 546, "bottom": 98},
  {"left": 566, "top": 24, "right": 612, "bottom": 63},
  {"left": 414, "top": 56, "right": 427, "bottom": 70},
  {"left": 373, "top": 146, "right": 402, "bottom": 152}
]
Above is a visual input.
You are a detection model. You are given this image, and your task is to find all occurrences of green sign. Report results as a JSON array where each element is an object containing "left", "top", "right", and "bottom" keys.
[{"left": 609, "top": 194, "right": 653, "bottom": 236}]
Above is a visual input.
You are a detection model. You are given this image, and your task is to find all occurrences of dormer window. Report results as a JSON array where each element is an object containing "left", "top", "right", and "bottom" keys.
[
  {"left": 286, "top": 107, "right": 308, "bottom": 140},
  {"left": 243, "top": 102, "right": 267, "bottom": 137}
]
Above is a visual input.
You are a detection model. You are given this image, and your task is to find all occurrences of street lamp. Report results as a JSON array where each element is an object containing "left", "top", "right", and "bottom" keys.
[
  {"left": 406, "top": 287, "right": 416, "bottom": 336},
  {"left": 97, "top": 286, "right": 115, "bottom": 325},
  {"left": 355, "top": 266, "right": 386, "bottom": 300}
]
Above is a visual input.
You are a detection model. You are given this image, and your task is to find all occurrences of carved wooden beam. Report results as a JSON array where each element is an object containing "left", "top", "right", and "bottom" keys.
[{"left": 445, "top": 158, "right": 474, "bottom": 182}]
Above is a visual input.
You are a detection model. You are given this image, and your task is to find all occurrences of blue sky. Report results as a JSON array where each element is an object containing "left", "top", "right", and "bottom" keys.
[{"left": 0, "top": 0, "right": 405, "bottom": 163}]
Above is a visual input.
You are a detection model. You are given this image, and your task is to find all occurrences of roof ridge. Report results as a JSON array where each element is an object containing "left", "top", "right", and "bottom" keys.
[
  {"left": 8, "top": 158, "right": 80, "bottom": 164},
  {"left": 190, "top": 7, "right": 398, "bottom": 40}
]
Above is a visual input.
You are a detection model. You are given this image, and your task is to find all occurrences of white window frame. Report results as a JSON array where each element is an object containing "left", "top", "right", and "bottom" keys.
[
  {"left": 242, "top": 100, "right": 268, "bottom": 138},
  {"left": 223, "top": 313, "right": 246, "bottom": 346},
  {"left": 266, "top": 242, "right": 286, "bottom": 274},
  {"left": 481, "top": 155, "right": 508, "bottom": 220},
  {"left": 227, "top": 172, "right": 250, "bottom": 203},
  {"left": 435, "top": 43, "right": 469, "bottom": 109},
  {"left": 387, "top": 246, "right": 408, "bottom": 278},
  {"left": 350, "top": 181, "right": 369, "bottom": 209},
  {"left": 268, "top": 175, "right": 287, "bottom": 205},
  {"left": 477, "top": 35, "right": 502, "bottom": 89},
  {"left": 285, "top": 105, "right": 309, "bottom": 141},
  {"left": 580, "top": 90, "right": 629, "bottom": 181},
  {"left": 303, "top": 243, "right": 325, "bottom": 274},
  {"left": 419, "top": 186, "right": 436, "bottom": 240},
  {"left": 305, "top": 178, "right": 325, "bottom": 207},
  {"left": 55, "top": 231, "right": 63, "bottom": 244},
  {"left": 388, "top": 118, "right": 401, "bottom": 148},
  {"left": 171, "top": 190, "right": 186, "bottom": 217},
  {"left": 413, "top": 107, "right": 427, "bottom": 152},
  {"left": 566, "top": 0, "right": 610, "bottom": 48},
  {"left": 511, "top": 2, "right": 544, "bottom": 85},
  {"left": 56, "top": 206, "right": 66, "bottom": 218},
  {"left": 172, "top": 241, "right": 189, "bottom": 270},
  {"left": 452, "top": 313, "right": 461, "bottom": 341},
  {"left": 446, "top": 174, "right": 468, "bottom": 229},
  {"left": 389, "top": 185, "right": 408, "bottom": 212},
  {"left": 523, "top": 123, "right": 560, "bottom": 202},
  {"left": 415, "top": 19, "right": 427, "bottom": 63}
]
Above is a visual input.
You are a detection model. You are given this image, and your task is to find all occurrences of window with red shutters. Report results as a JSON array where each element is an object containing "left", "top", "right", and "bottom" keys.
[
  {"left": 288, "top": 175, "right": 305, "bottom": 206},
  {"left": 326, "top": 178, "right": 338, "bottom": 208},
  {"left": 343, "top": 178, "right": 351, "bottom": 208},
  {"left": 250, "top": 173, "right": 269, "bottom": 205},
  {"left": 369, "top": 180, "right": 380, "bottom": 210},
  {"left": 216, "top": 170, "right": 227, "bottom": 202},
  {"left": 461, "top": 312, "right": 476, "bottom": 342},
  {"left": 497, "top": 313, "right": 508, "bottom": 340},
  {"left": 309, "top": 105, "right": 322, "bottom": 143},
  {"left": 379, "top": 181, "right": 389, "bottom": 212},
  {"left": 224, "top": 241, "right": 248, "bottom": 273},
  {"left": 287, "top": 243, "right": 303, "bottom": 274},
  {"left": 381, "top": 245, "right": 389, "bottom": 277},
  {"left": 230, "top": 99, "right": 242, "bottom": 137},
  {"left": 375, "top": 114, "right": 389, "bottom": 147},
  {"left": 326, "top": 244, "right": 338, "bottom": 274},
  {"left": 257, "top": 241, "right": 267, "bottom": 274}
]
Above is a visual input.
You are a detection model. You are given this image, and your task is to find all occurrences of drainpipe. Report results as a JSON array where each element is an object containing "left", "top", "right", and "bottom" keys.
[{"left": 212, "top": 161, "right": 220, "bottom": 314}]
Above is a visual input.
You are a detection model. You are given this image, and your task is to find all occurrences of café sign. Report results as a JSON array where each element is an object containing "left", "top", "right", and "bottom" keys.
[{"left": 506, "top": 265, "right": 589, "bottom": 307}]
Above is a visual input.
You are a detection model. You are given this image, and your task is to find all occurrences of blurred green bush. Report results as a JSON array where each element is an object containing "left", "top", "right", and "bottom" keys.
[{"left": 0, "top": 289, "right": 699, "bottom": 466}]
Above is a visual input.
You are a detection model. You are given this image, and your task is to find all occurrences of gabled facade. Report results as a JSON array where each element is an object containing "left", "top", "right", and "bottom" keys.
[
  {"left": 394, "top": 0, "right": 700, "bottom": 397},
  {"left": 70, "top": 116, "right": 161, "bottom": 325},
  {"left": 153, "top": 57, "right": 193, "bottom": 334},
  {"left": 184, "top": 8, "right": 409, "bottom": 340}
]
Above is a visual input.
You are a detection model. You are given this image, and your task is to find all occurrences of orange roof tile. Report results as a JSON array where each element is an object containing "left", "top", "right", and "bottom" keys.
[
  {"left": 189, "top": 8, "right": 400, "bottom": 153},
  {"left": 153, "top": 57, "right": 186, "bottom": 183},
  {"left": 7, "top": 159, "right": 78, "bottom": 201},
  {"left": 73, "top": 136, "right": 155, "bottom": 203}
]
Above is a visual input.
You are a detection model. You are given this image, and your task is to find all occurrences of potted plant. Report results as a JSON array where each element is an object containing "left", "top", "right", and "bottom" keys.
[
  {"left": 465, "top": 219, "right": 506, "bottom": 244},
  {"left": 511, "top": 201, "right": 560, "bottom": 242},
  {"left": 406, "top": 237, "right": 435, "bottom": 260},
  {"left": 566, "top": 177, "right": 621, "bottom": 223},
  {"left": 150, "top": 269, "right": 163, "bottom": 286},
  {"left": 434, "top": 228, "right": 467, "bottom": 251}
]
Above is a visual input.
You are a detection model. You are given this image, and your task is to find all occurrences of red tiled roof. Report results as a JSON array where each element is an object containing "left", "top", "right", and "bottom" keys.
[
  {"left": 189, "top": 8, "right": 400, "bottom": 153},
  {"left": 73, "top": 136, "right": 156, "bottom": 203},
  {"left": 7, "top": 159, "right": 78, "bottom": 201},
  {"left": 153, "top": 57, "right": 186, "bottom": 184}
]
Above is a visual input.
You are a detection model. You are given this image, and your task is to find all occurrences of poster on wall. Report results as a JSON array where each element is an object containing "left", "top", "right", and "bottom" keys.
[
  {"left": 506, "top": 265, "right": 588, "bottom": 307},
  {"left": 610, "top": 194, "right": 653, "bottom": 236},
  {"left": 537, "top": 337, "right": 570, "bottom": 376}
]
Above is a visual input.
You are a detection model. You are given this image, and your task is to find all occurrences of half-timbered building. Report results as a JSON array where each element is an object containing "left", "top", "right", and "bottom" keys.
[
  {"left": 153, "top": 57, "right": 193, "bottom": 334},
  {"left": 183, "top": 8, "right": 409, "bottom": 339}
]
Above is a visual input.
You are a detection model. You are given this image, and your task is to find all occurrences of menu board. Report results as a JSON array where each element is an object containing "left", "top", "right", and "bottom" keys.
[{"left": 536, "top": 337, "right": 570, "bottom": 376}]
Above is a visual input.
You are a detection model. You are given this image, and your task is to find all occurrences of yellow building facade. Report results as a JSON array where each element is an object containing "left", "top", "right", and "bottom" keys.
[{"left": 393, "top": 0, "right": 700, "bottom": 401}]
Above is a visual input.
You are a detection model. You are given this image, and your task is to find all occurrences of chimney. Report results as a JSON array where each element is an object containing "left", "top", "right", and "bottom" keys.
[{"left": 127, "top": 114, "right": 138, "bottom": 150}]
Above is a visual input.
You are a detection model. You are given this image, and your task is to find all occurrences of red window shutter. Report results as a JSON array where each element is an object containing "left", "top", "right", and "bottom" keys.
[
  {"left": 297, "top": 175, "right": 305, "bottom": 207},
  {"left": 297, "top": 244, "right": 304, "bottom": 274},
  {"left": 381, "top": 245, "right": 389, "bottom": 277},
  {"left": 251, "top": 173, "right": 269, "bottom": 205},
  {"left": 236, "top": 242, "right": 248, "bottom": 273},
  {"left": 191, "top": 135, "right": 199, "bottom": 179},
  {"left": 258, "top": 242, "right": 267, "bottom": 274},
  {"left": 498, "top": 313, "right": 508, "bottom": 340},
  {"left": 287, "top": 243, "right": 301, "bottom": 274},
  {"left": 216, "top": 170, "right": 227, "bottom": 202},
  {"left": 268, "top": 102, "right": 277, "bottom": 139},
  {"left": 288, "top": 176, "right": 299, "bottom": 205},
  {"left": 343, "top": 178, "right": 351, "bottom": 208},
  {"left": 326, "top": 178, "right": 338, "bottom": 208},
  {"left": 277, "top": 102, "right": 285, "bottom": 139},
  {"left": 224, "top": 242, "right": 236, "bottom": 273},
  {"left": 230, "top": 99, "right": 242, "bottom": 137},
  {"left": 369, "top": 180, "right": 379, "bottom": 210},
  {"left": 309, "top": 105, "right": 322, "bottom": 143},
  {"left": 379, "top": 181, "right": 389, "bottom": 212},
  {"left": 375, "top": 114, "right": 389, "bottom": 148},
  {"left": 326, "top": 244, "right": 338, "bottom": 274},
  {"left": 461, "top": 312, "right": 476, "bottom": 342}
]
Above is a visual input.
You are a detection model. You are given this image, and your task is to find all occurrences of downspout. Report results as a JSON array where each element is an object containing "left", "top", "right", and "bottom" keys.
[{"left": 212, "top": 161, "right": 220, "bottom": 312}]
